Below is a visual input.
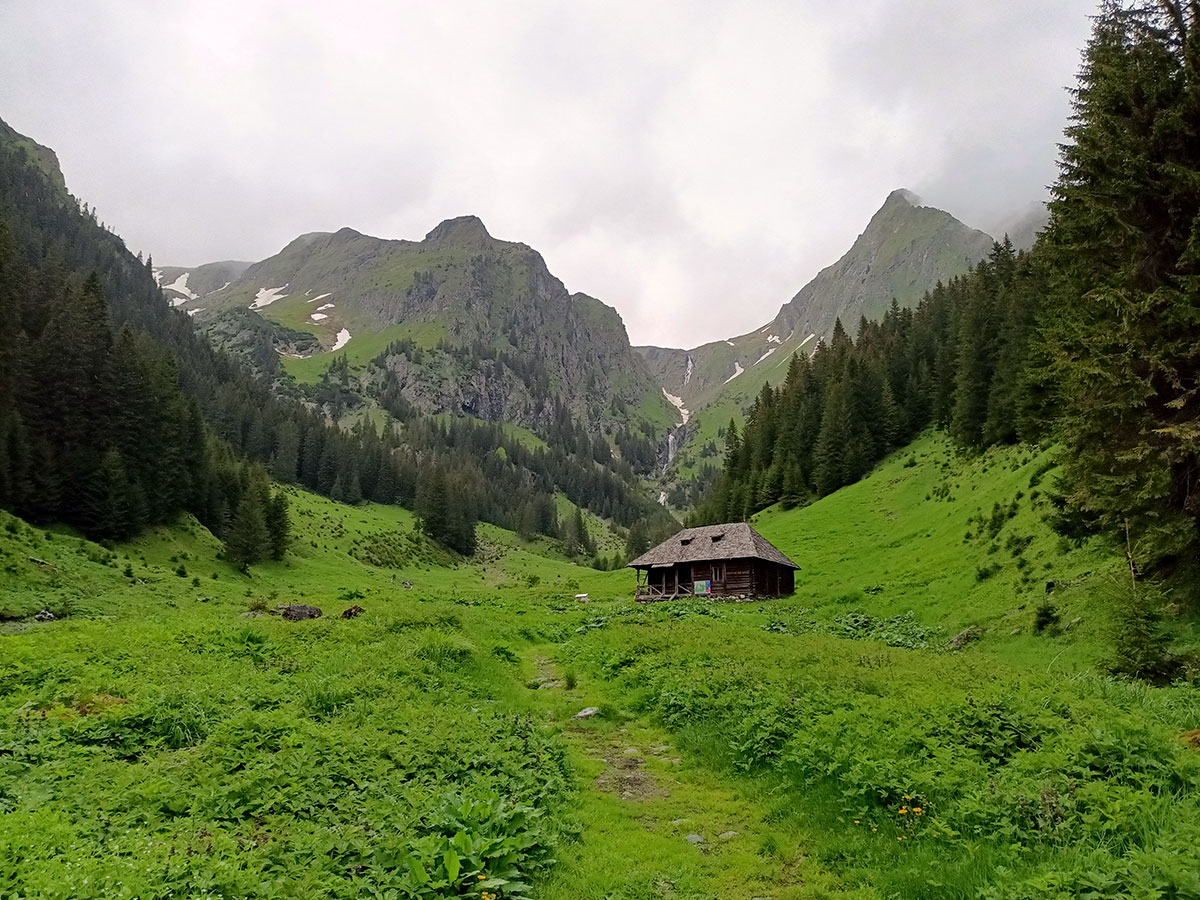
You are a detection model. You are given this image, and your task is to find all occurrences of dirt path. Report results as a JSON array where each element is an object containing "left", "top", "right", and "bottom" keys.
[{"left": 524, "top": 649, "right": 848, "bottom": 900}]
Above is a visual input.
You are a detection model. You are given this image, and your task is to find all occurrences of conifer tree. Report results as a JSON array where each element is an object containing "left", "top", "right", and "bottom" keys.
[
  {"left": 225, "top": 489, "right": 272, "bottom": 571},
  {"left": 1040, "top": 0, "right": 1200, "bottom": 569}
]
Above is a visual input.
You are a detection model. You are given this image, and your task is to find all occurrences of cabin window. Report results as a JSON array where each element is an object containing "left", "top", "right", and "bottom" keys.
[{"left": 713, "top": 562, "right": 725, "bottom": 583}]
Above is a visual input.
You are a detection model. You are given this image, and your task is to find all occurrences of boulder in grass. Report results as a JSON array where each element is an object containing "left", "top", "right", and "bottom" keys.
[
  {"left": 341, "top": 605, "right": 365, "bottom": 619},
  {"left": 278, "top": 604, "right": 323, "bottom": 621},
  {"left": 33, "top": 609, "right": 55, "bottom": 622},
  {"left": 572, "top": 706, "right": 600, "bottom": 719},
  {"left": 949, "top": 626, "right": 982, "bottom": 650}
]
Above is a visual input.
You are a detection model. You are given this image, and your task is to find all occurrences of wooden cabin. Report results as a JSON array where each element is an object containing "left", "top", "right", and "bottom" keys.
[{"left": 628, "top": 522, "right": 799, "bottom": 601}]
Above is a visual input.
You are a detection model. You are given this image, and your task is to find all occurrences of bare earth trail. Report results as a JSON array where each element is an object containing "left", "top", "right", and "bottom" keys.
[{"left": 524, "top": 650, "right": 856, "bottom": 900}]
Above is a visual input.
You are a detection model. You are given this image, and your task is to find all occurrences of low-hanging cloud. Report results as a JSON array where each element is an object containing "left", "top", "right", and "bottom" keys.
[{"left": 0, "top": 0, "right": 1097, "bottom": 348}]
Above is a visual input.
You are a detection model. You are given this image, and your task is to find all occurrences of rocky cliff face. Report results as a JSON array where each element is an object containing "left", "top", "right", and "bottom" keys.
[
  {"left": 179, "top": 216, "right": 671, "bottom": 435},
  {"left": 770, "top": 189, "right": 995, "bottom": 345},
  {"left": 639, "top": 189, "right": 997, "bottom": 415}
]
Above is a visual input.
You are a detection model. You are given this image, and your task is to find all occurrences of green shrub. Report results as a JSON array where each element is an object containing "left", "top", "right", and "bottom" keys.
[
  {"left": 1106, "top": 578, "right": 1182, "bottom": 684},
  {"left": 1034, "top": 601, "right": 1060, "bottom": 633}
]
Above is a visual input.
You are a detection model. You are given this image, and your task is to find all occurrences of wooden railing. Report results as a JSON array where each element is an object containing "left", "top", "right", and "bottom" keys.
[{"left": 634, "top": 584, "right": 694, "bottom": 602}]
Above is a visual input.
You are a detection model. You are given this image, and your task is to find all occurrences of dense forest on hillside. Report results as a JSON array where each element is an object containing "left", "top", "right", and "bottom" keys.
[
  {"left": 0, "top": 127, "right": 674, "bottom": 560},
  {"left": 697, "top": 239, "right": 1039, "bottom": 523},
  {"left": 704, "top": 1, "right": 1200, "bottom": 591}
]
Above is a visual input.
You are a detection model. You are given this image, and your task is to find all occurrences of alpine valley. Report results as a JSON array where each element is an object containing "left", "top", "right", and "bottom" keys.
[
  {"left": 166, "top": 181, "right": 1035, "bottom": 512},
  {"left": 4, "top": 4, "right": 1200, "bottom": 895}
]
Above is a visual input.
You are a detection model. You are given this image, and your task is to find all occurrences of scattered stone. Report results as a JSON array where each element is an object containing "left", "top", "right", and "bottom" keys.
[
  {"left": 671, "top": 818, "right": 690, "bottom": 826},
  {"left": 341, "top": 605, "right": 365, "bottom": 619},
  {"left": 662, "top": 757, "right": 682, "bottom": 763},
  {"left": 572, "top": 706, "right": 600, "bottom": 719},
  {"left": 196, "top": 596, "right": 212, "bottom": 603},
  {"left": 649, "top": 744, "right": 670, "bottom": 754},
  {"left": 239, "top": 611, "right": 262, "bottom": 618},
  {"left": 278, "top": 604, "right": 322, "bottom": 621},
  {"left": 33, "top": 609, "right": 54, "bottom": 622},
  {"left": 623, "top": 747, "right": 640, "bottom": 756},
  {"left": 574, "top": 593, "right": 590, "bottom": 602},
  {"left": 685, "top": 833, "right": 705, "bottom": 844},
  {"left": 718, "top": 830, "right": 739, "bottom": 840},
  {"left": 949, "top": 626, "right": 982, "bottom": 650}
]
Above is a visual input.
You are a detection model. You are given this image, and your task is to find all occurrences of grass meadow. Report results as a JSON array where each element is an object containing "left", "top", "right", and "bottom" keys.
[{"left": 1, "top": 434, "right": 1198, "bottom": 898}]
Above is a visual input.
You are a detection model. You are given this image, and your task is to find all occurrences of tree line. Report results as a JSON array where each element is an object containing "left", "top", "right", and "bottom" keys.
[
  {"left": 696, "top": 238, "right": 1039, "bottom": 523},
  {"left": 700, "top": 0, "right": 1200, "bottom": 584},
  {"left": 0, "top": 219, "right": 288, "bottom": 569}
]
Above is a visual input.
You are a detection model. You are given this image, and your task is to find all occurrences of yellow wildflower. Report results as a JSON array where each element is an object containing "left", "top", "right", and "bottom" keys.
[{"left": 898, "top": 807, "right": 908, "bottom": 814}]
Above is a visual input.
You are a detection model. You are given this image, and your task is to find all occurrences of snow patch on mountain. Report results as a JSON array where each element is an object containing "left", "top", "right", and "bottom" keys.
[
  {"left": 662, "top": 388, "right": 691, "bottom": 425},
  {"left": 798, "top": 332, "right": 817, "bottom": 350},
  {"left": 316, "top": 303, "right": 335, "bottom": 311},
  {"left": 187, "top": 308, "right": 204, "bottom": 316},
  {"left": 308, "top": 292, "right": 332, "bottom": 304},
  {"left": 754, "top": 348, "right": 776, "bottom": 365},
  {"left": 164, "top": 272, "right": 197, "bottom": 300},
  {"left": 311, "top": 313, "right": 328, "bottom": 321},
  {"left": 332, "top": 328, "right": 351, "bottom": 351},
  {"left": 724, "top": 362, "right": 744, "bottom": 384},
  {"left": 766, "top": 334, "right": 781, "bottom": 344},
  {"left": 250, "top": 285, "right": 289, "bottom": 309}
]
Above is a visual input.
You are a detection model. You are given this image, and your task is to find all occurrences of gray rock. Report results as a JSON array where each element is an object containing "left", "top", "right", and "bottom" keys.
[
  {"left": 278, "top": 604, "right": 322, "bottom": 621},
  {"left": 718, "top": 830, "right": 739, "bottom": 840},
  {"left": 33, "top": 609, "right": 54, "bottom": 622},
  {"left": 686, "top": 834, "right": 705, "bottom": 844},
  {"left": 572, "top": 706, "right": 600, "bottom": 719},
  {"left": 949, "top": 626, "right": 982, "bottom": 650}
]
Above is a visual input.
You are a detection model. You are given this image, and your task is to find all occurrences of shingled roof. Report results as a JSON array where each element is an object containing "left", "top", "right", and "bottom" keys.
[{"left": 627, "top": 522, "right": 799, "bottom": 570}]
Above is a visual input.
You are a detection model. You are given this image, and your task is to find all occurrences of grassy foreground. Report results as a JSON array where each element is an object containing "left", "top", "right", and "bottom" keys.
[{"left": 2, "top": 435, "right": 1199, "bottom": 898}]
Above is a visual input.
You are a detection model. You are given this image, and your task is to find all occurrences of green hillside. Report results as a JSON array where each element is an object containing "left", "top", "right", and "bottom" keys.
[{"left": 4, "top": 435, "right": 1198, "bottom": 898}]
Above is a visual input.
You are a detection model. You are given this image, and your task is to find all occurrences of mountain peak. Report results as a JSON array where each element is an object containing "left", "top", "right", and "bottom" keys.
[
  {"left": 886, "top": 188, "right": 921, "bottom": 207},
  {"left": 424, "top": 215, "right": 492, "bottom": 245}
]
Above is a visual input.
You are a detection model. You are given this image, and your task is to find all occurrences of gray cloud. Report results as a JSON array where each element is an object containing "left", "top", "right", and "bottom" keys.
[{"left": 0, "top": 0, "right": 1097, "bottom": 347}]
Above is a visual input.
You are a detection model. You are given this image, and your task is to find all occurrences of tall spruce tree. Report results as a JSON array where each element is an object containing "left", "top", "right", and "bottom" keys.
[{"left": 1040, "top": 0, "right": 1200, "bottom": 571}]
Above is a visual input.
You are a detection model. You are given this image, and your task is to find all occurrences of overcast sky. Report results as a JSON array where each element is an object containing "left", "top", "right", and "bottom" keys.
[{"left": 0, "top": 1, "right": 1097, "bottom": 348}]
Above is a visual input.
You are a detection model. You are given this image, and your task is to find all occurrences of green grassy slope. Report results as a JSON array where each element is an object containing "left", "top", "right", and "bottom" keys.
[
  {"left": 3, "top": 436, "right": 1199, "bottom": 898},
  {"left": 753, "top": 432, "right": 1121, "bottom": 657}
]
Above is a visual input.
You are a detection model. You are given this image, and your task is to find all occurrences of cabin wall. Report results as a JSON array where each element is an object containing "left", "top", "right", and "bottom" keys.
[{"left": 636, "top": 558, "right": 795, "bottom": 600}]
